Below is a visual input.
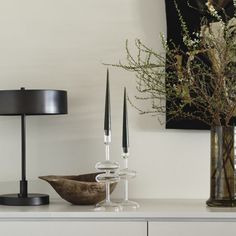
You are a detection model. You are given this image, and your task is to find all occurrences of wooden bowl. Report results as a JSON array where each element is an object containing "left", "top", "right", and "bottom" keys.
[{"left": 39, "top": 173, "right": 117, "bottom": 205}]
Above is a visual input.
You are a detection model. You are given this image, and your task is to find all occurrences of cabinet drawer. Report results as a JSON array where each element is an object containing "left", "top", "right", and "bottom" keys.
[
  {"left": 149, "top": 222, "right": 236, "bottom": 236},
  {"left": 0, "top": 221, "right": 147, "bottom": 236}
]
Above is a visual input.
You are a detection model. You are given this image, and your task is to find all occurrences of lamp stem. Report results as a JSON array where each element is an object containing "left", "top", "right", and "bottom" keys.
[{"left": 19, "top": 114, "right": 28, "bottom": 197}]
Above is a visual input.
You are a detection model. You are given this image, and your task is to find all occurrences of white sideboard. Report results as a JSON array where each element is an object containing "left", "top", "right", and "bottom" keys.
[
  {"left": 149, "top": 222, "right": 236, "bottom": 236},
  {"left": 1, "top": 199, "right": 236, "bottom": 236}
]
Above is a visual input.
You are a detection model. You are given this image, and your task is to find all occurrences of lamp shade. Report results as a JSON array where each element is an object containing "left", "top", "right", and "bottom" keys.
[{"left": 0, "top": 89, "right": 67, "bottom": 115}]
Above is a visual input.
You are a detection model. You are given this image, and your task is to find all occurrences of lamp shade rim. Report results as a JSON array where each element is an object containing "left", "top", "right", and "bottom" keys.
[
  {"left": 0, "top": 89, "right": 67, "bottom": 92},
  {"left": 0, "top": 89, "right": 68, "bottom": 115}
]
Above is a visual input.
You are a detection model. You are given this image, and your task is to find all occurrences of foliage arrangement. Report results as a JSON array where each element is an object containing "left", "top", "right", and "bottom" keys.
[{"left": 112, "top": 0, "right": 236, "bottom": 126}]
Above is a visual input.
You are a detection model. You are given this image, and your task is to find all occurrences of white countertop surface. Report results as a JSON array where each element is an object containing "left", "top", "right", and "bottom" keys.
[{"left": 1, "top": 199, "right": 236, "bottom": 221}]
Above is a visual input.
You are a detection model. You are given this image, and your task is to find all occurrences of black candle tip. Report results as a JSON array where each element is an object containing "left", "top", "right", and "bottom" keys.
[
  {"left": 122, "top": 87, "right": 129, "bottom": 152},
  {"left": 104, "top": 69, "right": 111, "bottom": 135}
]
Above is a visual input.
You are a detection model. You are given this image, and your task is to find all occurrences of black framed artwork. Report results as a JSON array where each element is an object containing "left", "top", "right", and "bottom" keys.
[{"left": 165, "top": 0, "right": 234, "bottom": 130}]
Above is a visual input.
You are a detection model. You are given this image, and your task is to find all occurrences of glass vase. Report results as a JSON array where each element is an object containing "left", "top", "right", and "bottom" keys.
[{"left": 206, "top": 126, "right": 236, "bottom": 207}]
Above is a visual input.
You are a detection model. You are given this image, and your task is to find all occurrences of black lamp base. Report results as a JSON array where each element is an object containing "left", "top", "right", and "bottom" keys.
[{"left": 0, "top": 193, "right": 49, "bottom": 206}]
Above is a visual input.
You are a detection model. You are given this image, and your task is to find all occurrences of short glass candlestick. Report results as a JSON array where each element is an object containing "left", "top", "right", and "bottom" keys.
[
  {"left": 118, "top": 154, "right": 139, "bottom": 209},
  {"left": 95, "top": 136, "right": 121, "bottom": 211}
]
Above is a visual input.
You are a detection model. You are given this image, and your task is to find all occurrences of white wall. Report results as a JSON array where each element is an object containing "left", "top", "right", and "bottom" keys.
[{"left": 0, "top": 0, "right": 210, "bottom": 200}]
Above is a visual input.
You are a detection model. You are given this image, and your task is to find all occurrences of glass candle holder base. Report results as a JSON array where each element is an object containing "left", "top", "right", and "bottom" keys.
[
  {"left": 94, "top": 200, "right": 122, "bottom": 212},
  {"left": 117, "top": 200, "right": 139, "bottom": 209},
  {"left": 96, "top": 172, "right": 120, "bottom": 184},
  {"left": 95, "top": 160, "right": 119, "bottom": 172},
  {"left": 119, "top": 168, "right": 136, "bottom": 179}
]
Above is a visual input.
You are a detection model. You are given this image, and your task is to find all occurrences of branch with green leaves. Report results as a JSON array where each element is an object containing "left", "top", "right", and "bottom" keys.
[{"left": 109, "top": 1, "right": 236, "bottom": 126}]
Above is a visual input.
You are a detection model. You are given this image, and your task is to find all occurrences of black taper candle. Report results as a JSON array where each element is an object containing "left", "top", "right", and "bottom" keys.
[
  {"left": 104, "top": 69, "right": 111, "bottom": 136},
  {"left": 122, "top": 87, "right": 129, "bottom": 153}
]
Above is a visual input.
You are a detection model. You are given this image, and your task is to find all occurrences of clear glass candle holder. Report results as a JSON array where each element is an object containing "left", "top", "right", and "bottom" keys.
[
  {"left": 94, "top": 138, "right": 122, "bottom": 211},
  {"left": 117, "top": 154, "right": 139, "bottom": 209}
]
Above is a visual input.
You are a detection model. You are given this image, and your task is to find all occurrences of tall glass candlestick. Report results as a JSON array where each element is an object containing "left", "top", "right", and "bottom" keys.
[
  {"left": 118, "top": 88, "right": 139, "bottom": 209},
  {"left": 95, "top": 69, "right": 121, "bottom": 211}
]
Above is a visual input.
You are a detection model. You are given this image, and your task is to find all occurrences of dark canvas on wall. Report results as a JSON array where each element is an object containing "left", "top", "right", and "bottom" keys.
[{"left": 165, "top": 0, "right": 234, "bottom": 130}]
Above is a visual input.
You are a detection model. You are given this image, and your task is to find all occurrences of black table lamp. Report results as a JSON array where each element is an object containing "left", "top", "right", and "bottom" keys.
[{"left": 0, "top": 88, "right": 68, "bottom": 206}]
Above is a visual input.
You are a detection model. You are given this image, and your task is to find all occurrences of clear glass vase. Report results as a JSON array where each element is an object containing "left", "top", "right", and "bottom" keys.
[{"left": 206, "top": 126, "right": 236, "bottom": 207}]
